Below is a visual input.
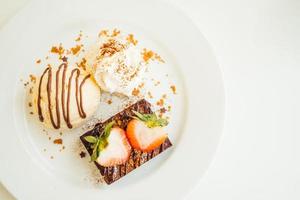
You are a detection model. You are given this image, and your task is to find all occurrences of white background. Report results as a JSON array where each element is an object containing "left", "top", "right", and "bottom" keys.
[{"left": 0, "top": 0, "right": 299, "bottom": 199}]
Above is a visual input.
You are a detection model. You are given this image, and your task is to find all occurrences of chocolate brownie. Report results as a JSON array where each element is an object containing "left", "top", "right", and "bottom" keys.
[{"left": 80, "top": 99, "right": 172, "bottom": 184}]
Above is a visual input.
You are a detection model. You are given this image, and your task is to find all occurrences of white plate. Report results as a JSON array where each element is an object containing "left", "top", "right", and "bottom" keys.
[{"left": 0, "top": 0, "right": 225, "bottom": 199}]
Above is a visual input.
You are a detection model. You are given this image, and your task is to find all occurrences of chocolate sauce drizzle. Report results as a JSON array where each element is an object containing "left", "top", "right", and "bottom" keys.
[{"left": 37, "top": 63, "right": 91, "bottom": 129}]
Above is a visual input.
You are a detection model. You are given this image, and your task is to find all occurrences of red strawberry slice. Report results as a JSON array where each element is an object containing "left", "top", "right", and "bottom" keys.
[
  {"left": 126, "top": 119, "right": 167, "bottom": 152},
  {"left": 97, "top": 127, "right": 131, "bottom": 167}
]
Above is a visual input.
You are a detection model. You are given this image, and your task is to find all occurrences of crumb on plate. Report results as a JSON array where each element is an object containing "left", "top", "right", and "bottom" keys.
[
  {"left": 98, "top": 29, "right": 109, "bottom": 37},
  {"left": 29, "top": 74, "right": 36, "bottom": 83},
  {"left": 107, "top": 99, "right": 112, "bottom": 104},
  {"left": 147, "top": 91, "right": 153, "bottom": 99},
  {"left": 154, "top": 81, "right": 160, "bottom": 86},
  {"left": 70, "top": 45, "right": 82, "bottom": 55},
  {"left": 51, "top": 44, "right": 65, "bottom": 56},
  {"left": 142, "top": 48, "right": 164, "bottom": 63},
  {"left": 53, "top": 138, "right": 63, "bottom": 145},
  {"left": 75, "top": 31, "right": 83, "bottom": 42},
  {"left": 132, "top": 88, "right": 140, "bottom": 96},
  {"left": 112, "top": 29, "right": 121, "bottom": 37},
  {"left": 126, "top": 34, "right": 138, "bottom": 45},
  {"left": 170, "top": 85, "right": 177, "bottom": 94},
  {"left": 79, "top": 151, "right": 86, "bottom": 158},
  {"left": 156, "top": 98, "right": 164, "bottom": 107},
  {"left": 160, "top": 107, "right": 167, "bottom": 114},
  {"left": 77, "top": 57, "right": 87, "bottom": 70}
]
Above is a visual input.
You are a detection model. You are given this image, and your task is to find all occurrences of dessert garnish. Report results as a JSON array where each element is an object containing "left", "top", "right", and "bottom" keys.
[
  {"left": 84, "top": 121, "right": 113, "bottom": 161},
  {"left": 84, "top": 121, "right": 131, "bottom": 166},
  {"left": 127, "top": 111, "right": 168, "bottom": 152},
  {"left": 80, "top": 99, "right": 172, "bottom": 184},
  {"left": 93, "top": 36, "right": 146, "bottom": 96},
  {"left": 131, "top": 111, "right": 168, "bottom": 128},
  {"left": 90, "top": 30, "right": 164, "bottom": 97}
]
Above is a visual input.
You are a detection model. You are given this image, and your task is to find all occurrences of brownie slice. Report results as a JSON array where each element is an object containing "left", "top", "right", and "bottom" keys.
[{"left": 80, "top": 99, "right": 172, "bottom": 184}]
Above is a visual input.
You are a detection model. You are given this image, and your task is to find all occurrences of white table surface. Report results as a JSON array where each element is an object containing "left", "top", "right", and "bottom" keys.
[{"left": 0, "top": 0, "right": 299, "bottom": 199}]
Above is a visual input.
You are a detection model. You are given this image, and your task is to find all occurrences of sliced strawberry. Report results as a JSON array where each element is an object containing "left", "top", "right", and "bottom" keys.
[
  {"left": 126, "top": 119, "right": 167, "bottom": 152},
  {"left": 97, "top": 127, "right": 131, "bottom": 167}
]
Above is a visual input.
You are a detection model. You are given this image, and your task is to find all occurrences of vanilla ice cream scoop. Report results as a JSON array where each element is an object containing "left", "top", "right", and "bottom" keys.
[
  {"left": 93, "top": 39, "right": 145, "bottom": 96},
  {"left": 32, "top": 63, "right": 100, "bottom": 130}
]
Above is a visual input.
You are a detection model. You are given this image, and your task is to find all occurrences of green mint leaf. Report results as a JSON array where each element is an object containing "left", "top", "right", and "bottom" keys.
[
  {"left": 91, "top": 148, "right": 98, "bottom": 162},
  {"left": 132, "top": 111, "right": 169, "bottom": 128},
  {"left": 98, "top": 140, "right": 108, "bottom": 153},
  {"left": 91, "top": 139, "right": 99, "bottom": 162},
  {"left": 87, "top": 121, "right": 115, "bottom": 162},
  {"left": 157, "top": 118, "right": 169, "bottom": 127},
  {"left": 132, "top": 110, "right": 147, "bottom": 121},
  {"left": 145, "top": 120, "right": 156, "bottom": 128},
  {"left": 103, "top": 121, "right": 115, "bottom": 138},
  {"left": 84, "top": 136, "right": 98, "bottom": 144},
  {"left": 91, "top": 143, "right": 97, "bottom": 149}
]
